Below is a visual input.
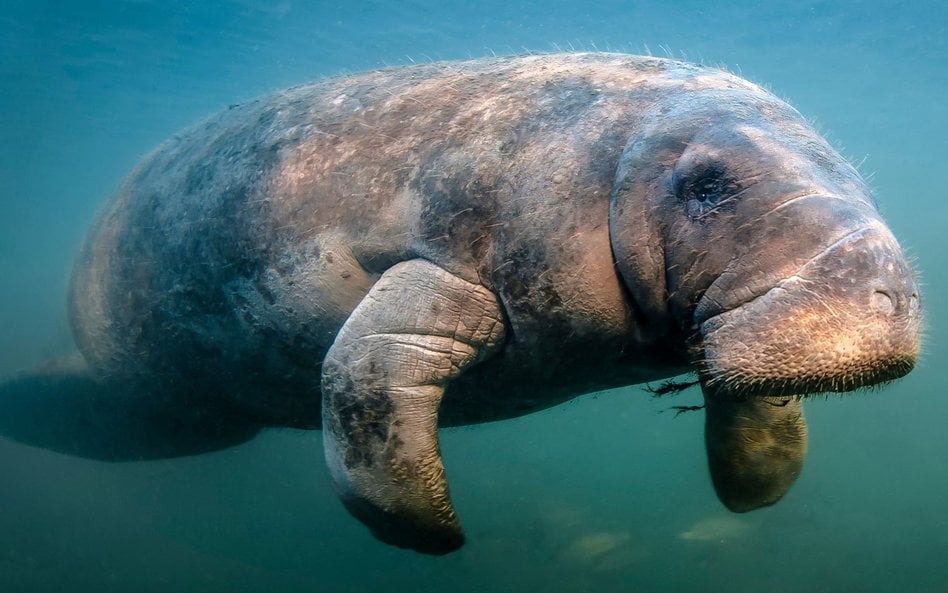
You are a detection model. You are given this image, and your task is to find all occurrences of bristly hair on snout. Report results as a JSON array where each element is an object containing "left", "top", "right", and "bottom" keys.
[{"left": 689, "top": 329, "right": 916, "bottom": 400}]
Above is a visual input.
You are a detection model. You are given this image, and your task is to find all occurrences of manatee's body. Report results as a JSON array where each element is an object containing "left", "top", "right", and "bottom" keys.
[
  {"left": 71, "top": 54, "right": 690, "bottom": 428},
  {"left": 62, "top": 53, "right": 921, "bottom": 554}
]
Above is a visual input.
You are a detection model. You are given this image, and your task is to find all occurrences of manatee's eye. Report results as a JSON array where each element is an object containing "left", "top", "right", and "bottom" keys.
[{"left": 675, "top": 162, "right": 739, "bottom": 217}]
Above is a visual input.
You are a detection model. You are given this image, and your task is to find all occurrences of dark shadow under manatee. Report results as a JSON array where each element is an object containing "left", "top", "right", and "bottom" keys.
[{"left": 0, "top": 360, "right": 261, "bottom": 461}]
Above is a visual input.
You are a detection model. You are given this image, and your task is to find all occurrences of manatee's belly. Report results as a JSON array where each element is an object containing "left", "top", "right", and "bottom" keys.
[
  {"left": 73, "top": 222, "right": 689, "bottom": 428},
  {"left": 438, "top": 337, "right": 690, "bottom": 426}
]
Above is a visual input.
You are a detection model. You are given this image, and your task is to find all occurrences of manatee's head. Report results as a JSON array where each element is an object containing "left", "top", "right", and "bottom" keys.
[
  {"left": 611, "top": 71, "right": 921, "bottom": 398},
  {"left": 610, "top": 66, "right": 921, "bottom": 511}
]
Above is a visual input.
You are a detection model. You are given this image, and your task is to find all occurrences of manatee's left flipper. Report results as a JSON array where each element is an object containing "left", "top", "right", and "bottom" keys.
[
  {"left": 703, "top": 394, "right": 808, "bottom": 512},
  {"left": 321, "top": 259, "right": 506, "bottom": 554}
]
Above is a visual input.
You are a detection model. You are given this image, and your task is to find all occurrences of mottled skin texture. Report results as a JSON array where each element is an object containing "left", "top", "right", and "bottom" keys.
[{"left": 64, "top": 53, "right": 921, "bottom": 554}]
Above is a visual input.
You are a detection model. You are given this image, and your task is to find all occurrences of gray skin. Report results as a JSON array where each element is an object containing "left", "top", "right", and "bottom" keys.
[{"left": 64, "top": 53, "right": 922, "bottom": 554}]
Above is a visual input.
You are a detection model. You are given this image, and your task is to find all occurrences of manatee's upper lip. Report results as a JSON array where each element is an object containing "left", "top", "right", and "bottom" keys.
[{"left": 694, "top": 225, "right": 875, "bottom": 328}]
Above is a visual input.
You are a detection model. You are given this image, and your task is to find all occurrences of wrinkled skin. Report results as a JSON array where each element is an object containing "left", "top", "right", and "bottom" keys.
[{"left": 55, "top": 53, "right": 923, "bottom": 554}]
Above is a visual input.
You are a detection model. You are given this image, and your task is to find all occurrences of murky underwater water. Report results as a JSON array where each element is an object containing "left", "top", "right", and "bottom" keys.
[{"left": 2, "top": 1, "right": 946, "bottom": 591}]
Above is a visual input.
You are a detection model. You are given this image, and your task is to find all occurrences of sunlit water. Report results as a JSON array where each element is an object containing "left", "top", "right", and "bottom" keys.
[{"left": 2, "top": 1, "right": 946, "bottom": 591}]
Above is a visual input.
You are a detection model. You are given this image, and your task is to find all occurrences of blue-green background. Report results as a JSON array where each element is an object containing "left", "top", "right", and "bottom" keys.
[{"left": 2, "top": 1, "right": 945, "bottom": 591}]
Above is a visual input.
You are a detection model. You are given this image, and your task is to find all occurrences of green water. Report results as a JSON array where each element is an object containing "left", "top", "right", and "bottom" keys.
[{"left": 1, "top": 1, "right": 945, "bottom": 591}]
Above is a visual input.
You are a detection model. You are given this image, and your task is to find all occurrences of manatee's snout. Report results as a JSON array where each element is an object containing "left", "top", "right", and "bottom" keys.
[
  {"left": 819, "top": 223, "right": 920, "bottom": 322},
  {"left": 864, "top": 238, "right": 920, "bottom": 321},
  {"left": 699, "top": 220, "right": 921, "bottom": 398}
]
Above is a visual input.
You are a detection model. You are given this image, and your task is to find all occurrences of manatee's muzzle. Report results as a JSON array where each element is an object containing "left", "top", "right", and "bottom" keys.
[{"left": 697, "top": 223, "right": 921, "bottom": 398}]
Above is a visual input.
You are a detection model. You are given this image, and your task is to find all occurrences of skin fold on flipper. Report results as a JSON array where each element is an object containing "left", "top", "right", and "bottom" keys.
[{"left": 321, "top": 259, "right": 506, "bottom": 554}]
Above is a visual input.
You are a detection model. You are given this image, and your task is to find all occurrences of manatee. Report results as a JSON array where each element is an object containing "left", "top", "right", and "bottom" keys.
[{"left": 5, "top": 53, "right": 921, "bottom": 554}]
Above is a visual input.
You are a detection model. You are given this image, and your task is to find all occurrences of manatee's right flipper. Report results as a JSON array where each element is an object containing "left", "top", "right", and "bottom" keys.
[
  {"left": 703, "top": 394, "right": 808, "bottom": 512},
  {"left": 0, "top": 355, "right": 261, "bottom": 461},
  {"left": 321, "top": 259, "right": 506, "bottom": 554}
]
